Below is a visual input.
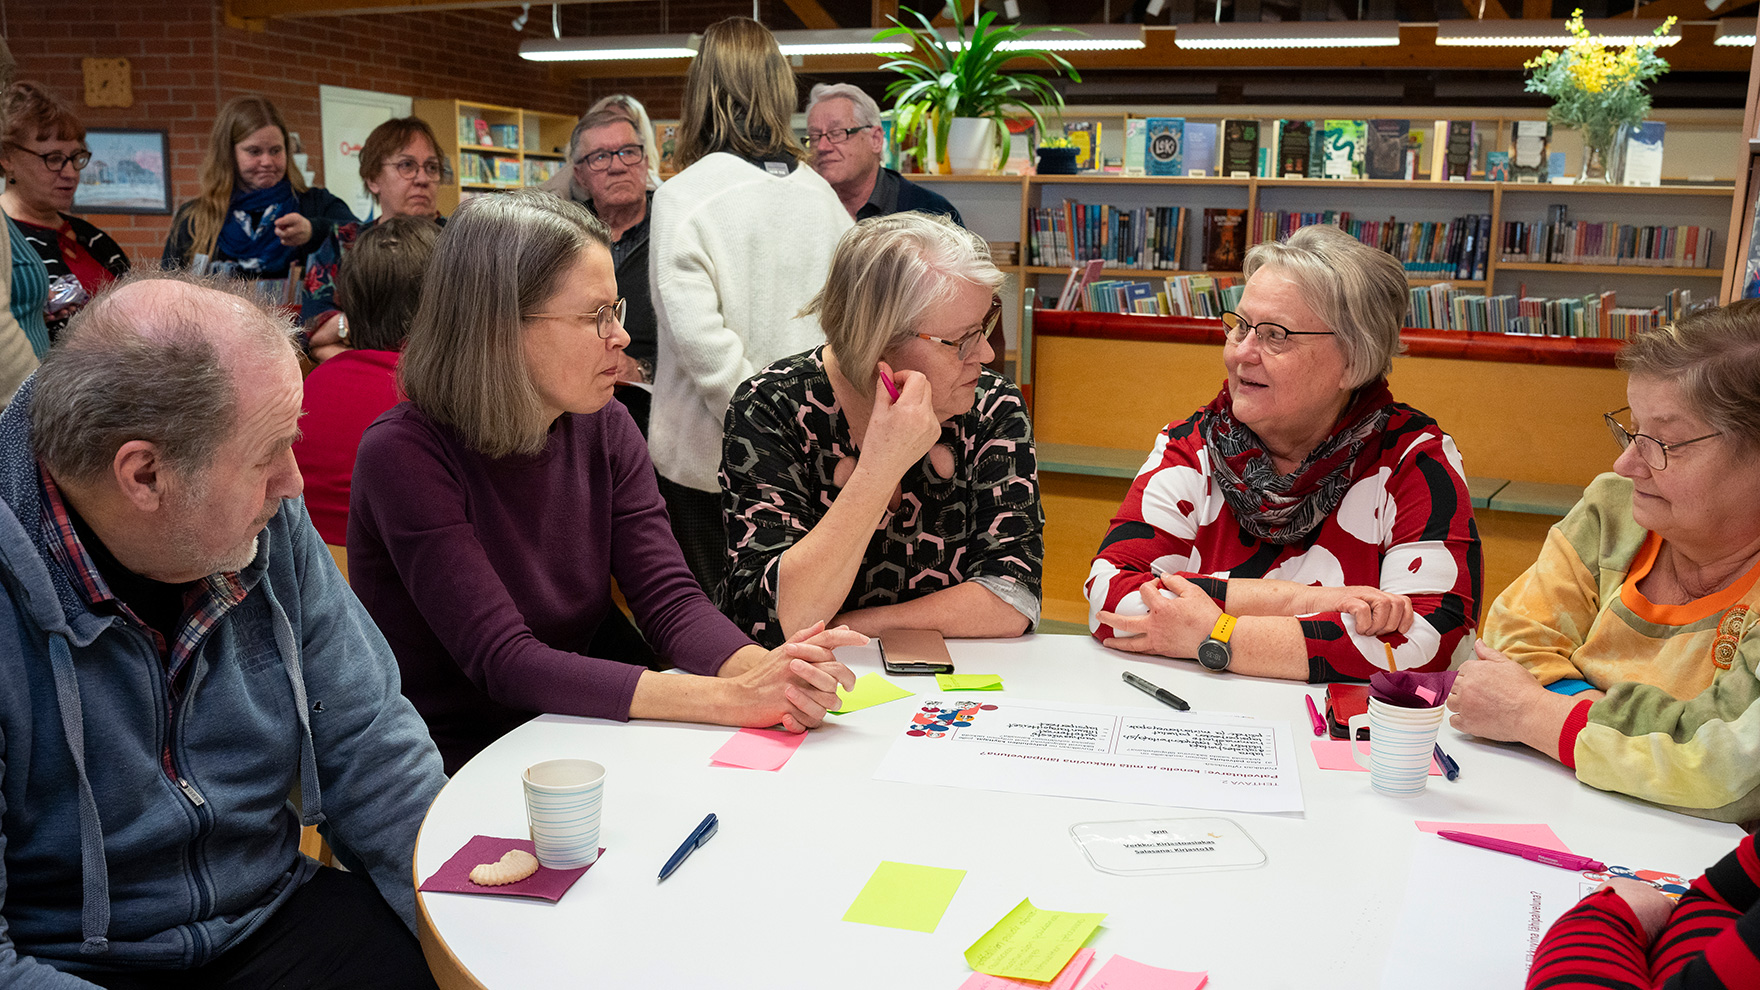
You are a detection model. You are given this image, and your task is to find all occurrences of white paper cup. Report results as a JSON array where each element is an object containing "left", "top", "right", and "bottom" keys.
[
  {"left": 1349, "top": 699, "right": 1445, "bottom": 797},
  {"left": 522, "top": 759, "right": 605, "bottom": 869}
]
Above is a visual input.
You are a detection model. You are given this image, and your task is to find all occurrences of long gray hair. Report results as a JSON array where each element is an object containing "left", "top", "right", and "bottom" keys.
[{"left": 398, "top": 189, "right": 611, "bottom": 458}]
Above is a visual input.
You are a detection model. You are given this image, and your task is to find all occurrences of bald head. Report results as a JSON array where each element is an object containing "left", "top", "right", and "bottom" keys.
[{"left": 32, "top": 270, "right": 299, "bottom": 485}]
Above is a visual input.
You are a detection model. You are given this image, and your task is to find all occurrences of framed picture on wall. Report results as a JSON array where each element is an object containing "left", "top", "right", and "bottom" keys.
[{"left": 74, "top": 128, "right": 171, "bottom": 215}]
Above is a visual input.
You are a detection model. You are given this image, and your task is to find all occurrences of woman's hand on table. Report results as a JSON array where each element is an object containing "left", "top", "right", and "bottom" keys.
[
  {"left": 1099, "top": 574, "right": 1220, "bottom": 659},
  {"left": 273, "top": 211, "right": 313, "bottom": 247},
  {"left": 1446, "top": 640, "right": 1595, "bottom": 754},
  {"left": 720, "top": 621, "right": 866, "bottom": 732},
  {"left": 1595, "top": 878, "right": 1676, "bottom": 944}
]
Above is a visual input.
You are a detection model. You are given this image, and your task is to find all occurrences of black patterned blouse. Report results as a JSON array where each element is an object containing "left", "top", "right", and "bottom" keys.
[
  {"left": 721, "top": 346, "right": 1044, "bottom": 648},
  {"left": 15, "top": 213, "right": 130, "bottom": 339}
]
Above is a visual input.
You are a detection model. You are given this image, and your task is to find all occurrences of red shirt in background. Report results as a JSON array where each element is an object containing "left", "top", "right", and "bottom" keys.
[{"left": 293, "top": 348, "right": 401, "bottom": 545}]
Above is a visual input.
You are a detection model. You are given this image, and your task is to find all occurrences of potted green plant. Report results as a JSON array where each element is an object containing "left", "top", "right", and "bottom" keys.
[
  {"left": 1523, "top": 9, "right": 1676, "bottom": 183},
  {"left": 877, "top": 0, "right": 1081, "bottom": 174}
]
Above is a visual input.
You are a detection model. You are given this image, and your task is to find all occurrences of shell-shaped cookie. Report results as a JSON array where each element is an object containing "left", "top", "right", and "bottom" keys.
[{"left": 469, "top": 849, "right": 540, "bottom": 886}]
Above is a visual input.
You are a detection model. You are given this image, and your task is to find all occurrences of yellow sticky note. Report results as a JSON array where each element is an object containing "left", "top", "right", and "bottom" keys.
[
  {"left": 841, "top": 861, "right": 967, "bottom": 933},
  {"left": 965, "top": 898, "right": 1106, "bottom": 982},
  {"left": 829, "top": 672, "right": 914, "bottom": 714},
  {"left": 935, "top": 673, "right": 1004, "bottom": 691}
]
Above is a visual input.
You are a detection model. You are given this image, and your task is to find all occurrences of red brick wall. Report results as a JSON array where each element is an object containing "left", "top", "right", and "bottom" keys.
[{"left": 6, "top": 0, "right": 796, "bottom": 262}]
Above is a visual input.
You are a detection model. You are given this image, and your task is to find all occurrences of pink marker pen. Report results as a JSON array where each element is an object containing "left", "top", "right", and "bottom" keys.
[{"left": 879, "top": 370, "right": 901, "bottom": 401}]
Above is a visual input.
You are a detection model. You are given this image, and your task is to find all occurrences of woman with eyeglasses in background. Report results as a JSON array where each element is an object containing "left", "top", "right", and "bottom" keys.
[
  {"left": 0, "top": 82, "right": 129, "bottom": 344},
  {"left": 301, "top": 116, "right": 447, "bottom": 362},
  {"left": 1086, "top": 224, "right": 1481, "bottom": 682},
  {"left": 721, "top": 212, "right": 1043, "bottom": 646},
  {"left": 1449, "top": 301, "right": 1760, "bottom": 826}
]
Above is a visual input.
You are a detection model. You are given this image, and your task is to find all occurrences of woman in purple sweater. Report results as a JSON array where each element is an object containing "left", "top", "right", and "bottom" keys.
[{"left": 347, "top": 190, "right": 861, "bottom": 773}]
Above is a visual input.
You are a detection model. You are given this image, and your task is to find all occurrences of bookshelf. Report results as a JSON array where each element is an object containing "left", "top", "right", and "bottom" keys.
[
  {"left": 915, "top": 172, "right": 1733, "bottom": 334},
  {"left": 413, "top": 99, "right": 578, "bottom": 214}
]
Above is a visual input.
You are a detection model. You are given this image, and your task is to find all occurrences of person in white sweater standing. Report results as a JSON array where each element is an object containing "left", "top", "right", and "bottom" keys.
[{"left": 649, "top": 16, "right": 853, "bottom": 600}]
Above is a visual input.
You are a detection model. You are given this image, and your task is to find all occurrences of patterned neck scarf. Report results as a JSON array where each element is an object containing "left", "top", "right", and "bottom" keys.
[
  {"left": 1198, "top": 379, "right": 1396, "bottom": 545},
  {"left": 217, "top": 178, "right": 300, "bottom": 273}
]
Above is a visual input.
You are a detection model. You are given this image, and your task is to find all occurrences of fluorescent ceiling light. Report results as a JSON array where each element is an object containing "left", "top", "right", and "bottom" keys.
[
  {"left": 939, "top": 24, "right": 1146, "bottom": 51},
  {"left": 774, "top": 29, "right": 912, "bottom": 55},
  {"left": 519, "top": 34, "right": 698, "bottom": 62},
  {"left": 1714, "top": 21, "right": 1756, "bottom": 45},
  {"left": 1434, "top": 19, "right": 1681, "bottom": 46},
  {"left": 1174, "top": 20, "right": 1401, "bottom": 49}
]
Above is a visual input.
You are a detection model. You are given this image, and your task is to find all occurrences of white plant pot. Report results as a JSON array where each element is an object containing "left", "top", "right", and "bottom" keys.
[{"left": 945, "top": 117, "right": 997, "bottom": 174}]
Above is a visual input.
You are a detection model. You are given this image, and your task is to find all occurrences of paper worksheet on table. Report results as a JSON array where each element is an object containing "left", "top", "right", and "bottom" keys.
[{"left": 872, "top": 697, "right": 1304, "bottom": 814}]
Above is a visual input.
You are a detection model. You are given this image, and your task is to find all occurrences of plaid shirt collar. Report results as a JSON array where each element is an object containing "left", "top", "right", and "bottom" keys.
[{"left": 36, "top": 461, "right": 250, "bottom": 679}]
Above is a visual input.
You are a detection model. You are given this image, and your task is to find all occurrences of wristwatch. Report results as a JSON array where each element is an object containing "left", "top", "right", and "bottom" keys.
[{"left": 1197, "top": 613, "right": 1237, "bottom": 671}]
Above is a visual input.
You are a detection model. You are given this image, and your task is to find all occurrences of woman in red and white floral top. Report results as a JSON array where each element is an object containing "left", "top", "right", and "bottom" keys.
[{"left": 1087, "top": 224, "right": 1481, "bottom": 682}]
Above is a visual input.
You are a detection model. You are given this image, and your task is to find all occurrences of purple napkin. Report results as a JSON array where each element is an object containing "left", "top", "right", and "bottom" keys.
[
  {"left": 419, "top": 835, "right": 602, "bottom": 902},
  {"left": 1370, "top": 670, "right": 1458, "bottom": 709}
]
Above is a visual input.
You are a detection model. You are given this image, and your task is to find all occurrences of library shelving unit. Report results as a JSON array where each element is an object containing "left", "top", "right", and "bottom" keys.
[{"left": 412, "top": 98, "right": 576, "bottom": 214}]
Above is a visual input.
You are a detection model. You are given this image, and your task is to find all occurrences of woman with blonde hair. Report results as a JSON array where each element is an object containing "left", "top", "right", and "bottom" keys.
[
  {"left": 648, "top": 16, "right": 851, "bottom": 601},
  {"left": 722, "top": 212, "right": 1043, "bottom": 647},
  {"left": 162, "top": 95, "right": 356, "bottom": 280},
  {"left": 348, "top": 190, "right": 863, "bottom": 773}
]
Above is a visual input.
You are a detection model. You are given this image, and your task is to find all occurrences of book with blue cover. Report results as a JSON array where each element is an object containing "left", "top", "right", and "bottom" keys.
[
  {"left": 1146, "top": 118, "right": 1184, "bottom": 177},
  {"left": 1623, "top": 121, "right": 1665, "bottom": 186},
  {"left": 1182, "top": 121, "right": 1216, "bottom": 176}
]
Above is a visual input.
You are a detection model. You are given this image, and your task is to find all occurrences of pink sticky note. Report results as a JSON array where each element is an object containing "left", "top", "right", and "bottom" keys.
[
  {"left": 1415, "top": 821, "right": 1573, "bottom": 854},
  {"left": 1415, "top": 685, "right": 1439, "bottom": 705},
  {"left": 960, "top": 948, "right": 1096, "bottom": 990},
  {"left": 1310, "top": 739, "right": 1442, "bottom": 776},
  {"left": 1080, "top": 955, "right": 1208, "bottom": 990},
  {"left": 710, "top": 727, "right": 807, "bottom": 771}
]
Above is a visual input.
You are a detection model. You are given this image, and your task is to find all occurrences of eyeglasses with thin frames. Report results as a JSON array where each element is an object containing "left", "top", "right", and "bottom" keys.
[
  {"left": 804, "top": 125, "right": 872, "bottom": 147},
  {"left": 9, "top": 146, "right": 91, "bottom": 173},
  {"left": 1603, "top": 407, "right": 1721, "bottom": 471},
  {"left": 916, "top": 296, "right": 1002, "bottom": 361},
  {"left": 580, "top": 145, "right": 645, "bottom": 172},
  {"left": 1219, "top": 311, "right": 1335, "bottom": 355},
  {"left": 389, "top": 157, "right": 448, "bottom": 180},
  {"left": 528, "top": 298, "right": 628, "bottom": 340}
]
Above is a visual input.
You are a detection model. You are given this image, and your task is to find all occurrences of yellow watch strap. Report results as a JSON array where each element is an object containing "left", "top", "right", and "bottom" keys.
[{"left": 1210, "top": 613, "right": 1237, "bottom": 644}]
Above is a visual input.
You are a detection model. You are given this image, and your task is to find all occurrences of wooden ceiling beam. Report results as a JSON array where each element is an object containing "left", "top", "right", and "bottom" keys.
[
  {"left": 1522, "top": 0, "right": 1549, "bottom": 17},
  {"left": 781, "top": 0, "right": 841, "bottom": 29},
  {"left": 227, "top": 0, "right": 600, "bottom": 18},
  {"left": 1460, "top": 0, "right": 1514, "bottom": 19},
  {"left": 872, "top": 0, "right": 900, "bottom": 28},
  {"left": 1639, "top": 0, "right": 1757, "bottom": 19}
]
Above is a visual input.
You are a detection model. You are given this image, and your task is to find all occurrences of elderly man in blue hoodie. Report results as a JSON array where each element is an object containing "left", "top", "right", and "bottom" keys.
[{"left": 0, "top": 271, "right": 446, "bottom": 988}]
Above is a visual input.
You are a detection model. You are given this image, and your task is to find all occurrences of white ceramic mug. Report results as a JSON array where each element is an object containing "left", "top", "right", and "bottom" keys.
[
  {"left": 522, "top": 759, "right": 605, "bottom": 869},
  {"left": 1349, "top": 698, "right": 1445, "bottom": 797}
]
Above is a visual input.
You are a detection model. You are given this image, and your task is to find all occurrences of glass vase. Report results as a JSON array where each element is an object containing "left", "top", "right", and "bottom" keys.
[{"left": 1578, "top": 124, "right": 1630, "bottom": 184}]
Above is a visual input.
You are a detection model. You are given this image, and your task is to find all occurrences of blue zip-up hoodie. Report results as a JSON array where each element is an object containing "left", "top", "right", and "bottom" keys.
[{"left": 0, "top": 376, "right": 447, "bottom": 985}]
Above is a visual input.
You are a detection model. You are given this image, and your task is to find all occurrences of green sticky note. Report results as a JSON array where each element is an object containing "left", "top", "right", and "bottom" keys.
[
  {"left": 829, "top": 672, "right": 914, "bottom": 714},
  {"left": 935, "top": 673, "right": 1004, "bottom": 691},
  {"left": 841, "top": 861, "right": 967, "bottom": 933},
  {"left": 965, "top": 897, "right": 1106, "bottom": 982}
]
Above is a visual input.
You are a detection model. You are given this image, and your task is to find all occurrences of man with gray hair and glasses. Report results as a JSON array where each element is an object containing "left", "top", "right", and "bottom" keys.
[
  {"left": 805, "top": 82, "right": 963, "bottom": 226},
  {"left": 0, "top": 270, "right": 445, "bottom": 988}
]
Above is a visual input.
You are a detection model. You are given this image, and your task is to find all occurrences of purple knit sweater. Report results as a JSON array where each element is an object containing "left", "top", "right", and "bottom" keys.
[{"left": 348, "top": 399, "right": 753, "bottom": 772}]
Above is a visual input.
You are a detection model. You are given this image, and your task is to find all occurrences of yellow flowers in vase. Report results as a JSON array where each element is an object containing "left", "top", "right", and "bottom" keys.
[{"left": 1524, "top": 10, "right": 1676, "bottom": 182}]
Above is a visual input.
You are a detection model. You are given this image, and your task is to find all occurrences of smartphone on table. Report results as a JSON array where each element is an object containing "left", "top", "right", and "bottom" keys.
[{"left": 878, "top": 628, "right": 954, "bottom": 675}]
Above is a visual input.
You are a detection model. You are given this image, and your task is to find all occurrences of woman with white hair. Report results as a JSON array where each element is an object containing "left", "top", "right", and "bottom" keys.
[
  {"left": 1087, "top": 223, "right": 1481, "bottom": 681},
  {"left": 722, "top": 211, "right": 1042, "bottom": 647}
]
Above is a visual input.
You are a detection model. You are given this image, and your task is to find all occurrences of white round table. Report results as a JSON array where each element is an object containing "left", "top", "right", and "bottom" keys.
[{"left": 414, "top": 635, "right": 1741, "bottom": 989}]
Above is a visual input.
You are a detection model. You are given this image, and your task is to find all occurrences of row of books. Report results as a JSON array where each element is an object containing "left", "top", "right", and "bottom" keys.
[
  {"left": 1254, "top": 211, "right": 1493, "bottom": 280},
  {"left": 524, "top": 158, "right": 564, "bottom": 186},
  {"left": 458, "top": 152, "right": 523, "bottom": 186},
  {"left": 1498, "top": 221, "right": 1717, "bottom": 268},
  {"left": 457, "top": 115, "right": 521, "bottom": 150},
  {"left": 1053, "top": 263, "right": 1243, "bottom": 318},
  {"left": 1405, "top": 284, "right": 1703, "bottom": 336},
  {"left": 1027, "top": 204, "right": 1188, "bottom": 270}
]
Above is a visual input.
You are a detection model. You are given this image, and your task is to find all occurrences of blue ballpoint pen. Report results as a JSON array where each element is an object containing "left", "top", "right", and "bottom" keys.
[
  {"left": 1434, "top": 744, "right": 1461, "bottom": 781},
  {"left": 658, "top": 813, "right": 718, "bottom": 882}
]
